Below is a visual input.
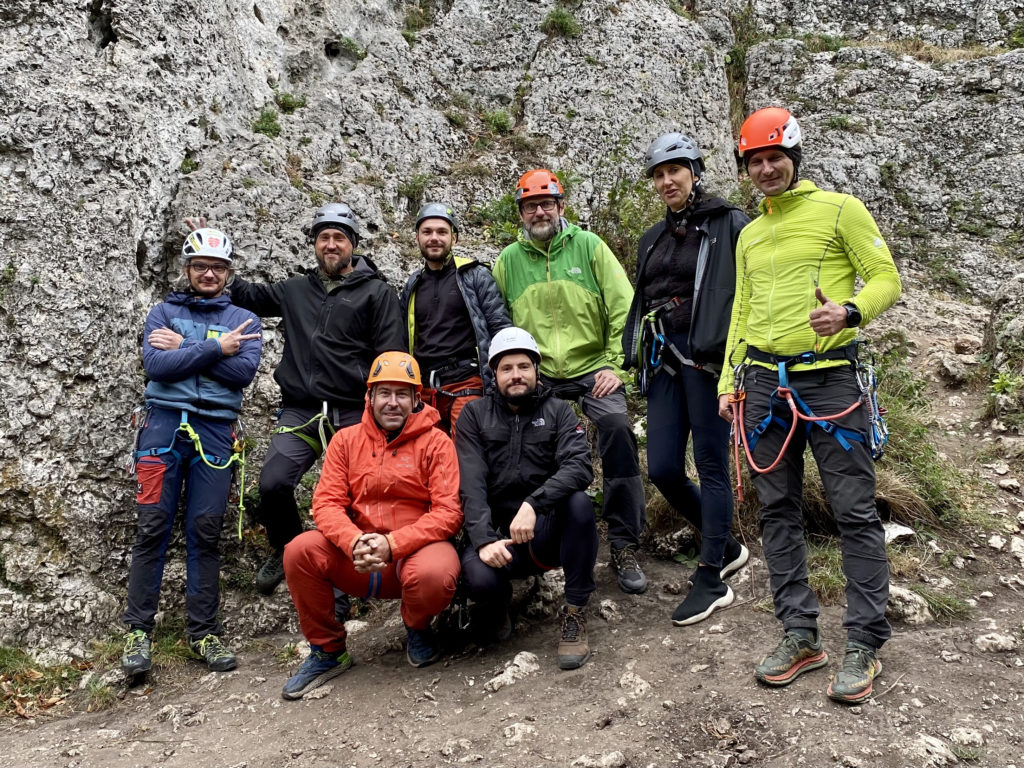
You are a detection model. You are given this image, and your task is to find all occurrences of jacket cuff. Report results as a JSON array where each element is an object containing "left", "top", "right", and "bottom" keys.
[
  {"left": 385, "top": 533, "right": 399, "bottom": 561},
  {"left": 346, "top": 533, "right": 362, "bottom": 562}
]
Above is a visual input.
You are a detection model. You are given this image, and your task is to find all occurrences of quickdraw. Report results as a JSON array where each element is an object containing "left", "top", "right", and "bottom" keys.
[
  {"left": 272, "top": 401, "right": 336, "bottom": 455},
  {"left": 129, "top": 409, "right": 249, "bottom": 539},
  {"left": 636, "top": 299, "right": 714, "bottom": 395},
  {"left": 727, "top": 344, "right": 888, "bottom": 503}
]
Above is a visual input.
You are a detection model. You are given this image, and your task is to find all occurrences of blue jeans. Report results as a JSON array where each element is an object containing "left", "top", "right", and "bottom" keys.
[
  {"left": 123, "top": 406, "right": 235, "bottom": 639},
  {"left": 645, "top": 334, "right": 733, "bottom": 567}
]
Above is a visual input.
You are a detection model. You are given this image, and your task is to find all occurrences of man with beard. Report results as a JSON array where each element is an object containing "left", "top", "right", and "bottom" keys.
[
  {"left": 400, "top": 203, "right": 510, "bottom": 436},
  {"left": 455, "top": 327, "right": 597, "bottom": 669},
  {"left": 199, "top": 204, "right": 405, "bottom": 594},
  {"left": 492, "top": 170, "right": 646, "bottom": 595}
]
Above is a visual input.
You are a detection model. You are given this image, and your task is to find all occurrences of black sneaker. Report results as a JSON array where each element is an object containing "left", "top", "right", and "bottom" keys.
[
  {"left": 754, "top": 630, "right": 828, "bottom": 686},
  {"left": 121, "top": 629, "right": 152, "bottom": 676},
  {"left": 189, "top": 634, "right": 238, "bottom": 672},
  {"left": 405, "top": 625, "right": 441, "bottom": 668},
  {"left": 256, "top": 552, "right": 285, "bottom": 595},
  {"left": 688, "top": 537, "right": 750, "bottom": 587},
  {"left": 827, "top": 641, "right": 882, "bottom": 704},
  {"left": 610, "top": 544, "right": 647, "bottom": 594},
  {"left": 671, "top": 567, "right": 734, "bottom": 626},
  {"left": 470, "top": 601, "right": 513, "bottom": 646}
]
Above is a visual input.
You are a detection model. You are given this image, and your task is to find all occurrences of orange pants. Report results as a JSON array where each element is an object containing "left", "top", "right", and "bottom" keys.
[
  {"left": 420, "top": 375, "right": 483, "bottom": 438},
  {"left": 283, "top": 530, "right": 460, "bottom": 651}
]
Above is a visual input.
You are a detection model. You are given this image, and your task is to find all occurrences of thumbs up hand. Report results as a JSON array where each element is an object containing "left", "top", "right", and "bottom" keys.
[{"left": 809, "top": 287, "right": 848, "bottom": 337}]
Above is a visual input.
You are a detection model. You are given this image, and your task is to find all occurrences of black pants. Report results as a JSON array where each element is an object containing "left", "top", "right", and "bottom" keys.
[
  {"left": 460, "top": 491, "right": 598, "bottom": 608},
  {"left": 743, "top": 365, "right": 891, "bottom": 649},
  {"left": 256, "top": 405, "right": 361, "bottom": 552}
]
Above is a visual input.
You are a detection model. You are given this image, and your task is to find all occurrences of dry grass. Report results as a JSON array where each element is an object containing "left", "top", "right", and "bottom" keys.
[{"left": 865, "top": 38, "right": 1004, "bottom": 63}]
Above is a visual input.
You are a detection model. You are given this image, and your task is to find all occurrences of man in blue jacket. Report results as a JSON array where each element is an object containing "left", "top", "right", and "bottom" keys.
[{"left": 122, "top": 228, "right": 262, "bottom": 677}]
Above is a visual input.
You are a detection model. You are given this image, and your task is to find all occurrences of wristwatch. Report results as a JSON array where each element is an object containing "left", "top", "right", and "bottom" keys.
[{"left": 843, "top": 303, "right": 862, "bottom": 328}]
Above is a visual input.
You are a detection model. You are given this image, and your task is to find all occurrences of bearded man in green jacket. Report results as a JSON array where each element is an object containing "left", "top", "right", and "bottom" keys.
[{"left": 492, "top": 169, "right": 647, "bottom": 595}]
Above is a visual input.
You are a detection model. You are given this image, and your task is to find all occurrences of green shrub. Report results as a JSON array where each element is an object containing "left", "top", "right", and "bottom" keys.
[
  {"left": 179, "top": 156, "right": 198, "bottom": 174},
  {"left": 274, "top": 92, "right": 307, "bottom": 114},
  {"left": 541, "top": 8, "right": 581, "bottom": 38},
  {"left": 483, "top": 109, "right": 512, "bottom": 135},
  {"left": 253, "top": 107, "right": 282, "bottom": 138}
]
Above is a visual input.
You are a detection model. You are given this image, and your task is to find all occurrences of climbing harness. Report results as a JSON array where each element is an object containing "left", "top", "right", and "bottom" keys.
[
  {"left": 726, "top": 342, "right": 888, "bottom": 502},
  {"left": 272, "top": 401, "right": 336, "bottom": 454},
  {"left": 128, "top": 408, "right": 249, "bottom": 539},
  {"left": 636, "top": 298, "right": 716, "bottom": 395}
]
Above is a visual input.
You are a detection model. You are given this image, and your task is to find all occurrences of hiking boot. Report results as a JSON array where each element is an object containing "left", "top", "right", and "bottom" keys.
[
  {"left": 281, "top": 645, "right": 353, "bottom": 700},
  {"left": 754, "top": 630, "right": 828, "bottom": 686},
  {"left": 405, "top": 625, "right": 440, "bottom": 668},
  {"left": 688, "top": 537, "right": 750, "bottom": 587},
  {"left": 672, "top": 567, "right": 734, "bottom": 626},
  {"left": 189, "top": 634, "right": 238, "bottom": 672},
  {"left": 610, "top": 544, "right": 647, "bottom": 594},
  {"left": 256, "top": 551, "right": 285, "bottom": 595},
  {"left": 827, "top": 641, "right": 882, "bottom": 704},
  {"left": 557, "top": 604, "right": 591, "bottom": 670},
  {"left": 121, "top": 629, "right": 152, "bottom": 676}
]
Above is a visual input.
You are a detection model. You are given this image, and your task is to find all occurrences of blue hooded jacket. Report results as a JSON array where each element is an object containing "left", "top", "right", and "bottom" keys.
[{"left": 143, "top": 291, "right": 262, "bottom": 420}]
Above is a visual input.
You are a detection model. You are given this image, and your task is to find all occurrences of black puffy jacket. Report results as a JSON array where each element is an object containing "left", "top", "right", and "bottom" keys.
[
  {"left": 455, "top": 387, "right": 594, "bottom": 550},
  {"left": 230, "top": 255, "right": 404, "bottom": 410},
  {"left": 622, "top": 196, "right": 750, "bottom": 370}
]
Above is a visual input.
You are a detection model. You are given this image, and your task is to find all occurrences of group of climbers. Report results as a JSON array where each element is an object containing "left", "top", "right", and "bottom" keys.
[{"left": 121, "top": 104, "right": 900, "bottom": 707}]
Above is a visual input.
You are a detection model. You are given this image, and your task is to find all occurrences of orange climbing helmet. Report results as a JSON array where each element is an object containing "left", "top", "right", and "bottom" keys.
[
  {"left": 515, "top": 169, "right": 564, "bottom": 203},
  {"left": 737, "top": 107, "right": 802, "bottom": 158},
  {"left": 366, "top": 351, "right": 422, "bottom": 390}
]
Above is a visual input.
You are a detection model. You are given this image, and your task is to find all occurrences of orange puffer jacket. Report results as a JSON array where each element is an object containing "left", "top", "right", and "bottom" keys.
[{"left": 312, "top": 399, "right": 463, "bottom": 562}]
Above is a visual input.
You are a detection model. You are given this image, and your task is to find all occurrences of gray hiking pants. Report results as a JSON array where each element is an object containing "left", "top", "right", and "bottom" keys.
[{"left": 742, "top": 365, "right": 891, "bottom": 649}]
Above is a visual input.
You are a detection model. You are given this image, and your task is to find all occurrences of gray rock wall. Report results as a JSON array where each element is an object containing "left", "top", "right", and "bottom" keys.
[{"left": 1, "top": 0, "right": 1021, "bottom": 656}]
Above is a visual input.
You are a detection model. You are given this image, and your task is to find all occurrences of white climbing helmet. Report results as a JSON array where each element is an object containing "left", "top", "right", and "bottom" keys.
[
  {"left": 181, "top": 228, "right": 233, "bottom": 263},
  {"left": 488, "top": 327, "right": 542, "bottom": 370}
]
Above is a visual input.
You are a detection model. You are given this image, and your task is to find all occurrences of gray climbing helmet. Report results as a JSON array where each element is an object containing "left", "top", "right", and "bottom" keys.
[
  {"left": 415, "top": 202, "right": 459, "bottom": 234},
  {"left": 309, "top": 203, "right": 360, "bottom": 247},
  {"left": 644, "top": 132, "right": 705, "bottom": 179}
]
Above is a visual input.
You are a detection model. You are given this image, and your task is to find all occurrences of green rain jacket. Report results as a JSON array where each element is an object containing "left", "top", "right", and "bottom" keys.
[
  {"left": 717, "top": 180, "right": 902, "bottom": 396},
  {"left": 493, "top": 221, "right": 634, "bottom": 381}
]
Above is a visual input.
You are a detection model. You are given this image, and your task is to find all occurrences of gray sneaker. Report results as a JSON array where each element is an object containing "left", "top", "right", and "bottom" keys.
[
  {"left": 754, "top": 630, "right": 828, "bottom": 686},
  {"left": 121, "top": 629, "right": 152, "bottom": 676},
  {"left": 189, "top": 634, "right": 238, "bottom": 672},
  {"left": 256, "top": 552, "right": 285, "bottom": 595},
  {"left": 610, "top": 545, "right": 647, "bottom": 594},
  {"left": 827, "top": 641, "right": 882, "bottom": 704}
]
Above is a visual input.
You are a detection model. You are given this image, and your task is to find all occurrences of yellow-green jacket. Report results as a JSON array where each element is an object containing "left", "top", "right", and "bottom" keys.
[
  {"left": 493, "top": 222, "right": 634, "bottom": 380},
  {"left": 717, "top": 180, "right": 901, "bottom": 396}
]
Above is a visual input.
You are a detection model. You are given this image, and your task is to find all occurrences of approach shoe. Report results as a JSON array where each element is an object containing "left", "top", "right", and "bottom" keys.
[
  {"left": 405, "top": 625, "right": 441, "bottom": 668},
  {"left": 256, "top": 551, "right": 285, "bottom": 595},
  {"left": 121, "top": 629, "right": 152, "bottom": 676},
  {"left": 610, "top": 544, "right": 647, "bottom": 594},
  {"left": 688, "top": 537, "right": 750, "bottom": 587},
  {"left": 189, "top": 634, "right": 238, "bottom": 672},
  {"left": 754, "top": 630, "right": 828, "bottom": 686},
  {"left": 281, "top": 645, "right": 353, "bottom": 700},
  {"left": 672, "top": 567, "right": 734, "bottom": 626},
  {"left": 470, "top": 601, "right": 513, "bottom": 646},
  {"left": 557, "top": 604, "right": 591, "bottom": 670},
  {"left": 827, "top": 641, "right": 882, "bottom": 704}
]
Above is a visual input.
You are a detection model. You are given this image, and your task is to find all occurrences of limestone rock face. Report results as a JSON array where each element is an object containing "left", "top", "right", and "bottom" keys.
[{"left": 0, "top": 0, "right": 1022, "bottom": 653}]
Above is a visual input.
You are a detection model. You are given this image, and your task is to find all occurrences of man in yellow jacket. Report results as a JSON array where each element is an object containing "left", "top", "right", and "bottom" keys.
[
  {"left": 718, "top": 108, "right": 901, "bottom": 704},
  {"left": 493, "top": 169, "right": 646, "bottom": 594}
]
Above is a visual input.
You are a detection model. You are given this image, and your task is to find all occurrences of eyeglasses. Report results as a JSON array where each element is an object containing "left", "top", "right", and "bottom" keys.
[
  {"left": 521, "top": 199, "right": 559, "bottom": 215},
  {"left": 188, "top": 263, "right": 229, "bottom": 275}
]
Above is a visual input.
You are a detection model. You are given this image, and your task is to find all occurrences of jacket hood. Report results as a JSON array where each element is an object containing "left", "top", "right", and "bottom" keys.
[
  {"left": 165, "top": 291, "right": 232, "bottom": 309},
  {"left": 666, "top": 195, "right": 736, "bottom": 229},
  {"left": 359, "top": 395, "right": 442, "bottom": 446}
]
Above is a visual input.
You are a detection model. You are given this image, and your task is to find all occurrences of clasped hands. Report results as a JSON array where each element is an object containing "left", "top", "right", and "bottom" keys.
[{"left": 352, "top": 532, "right": 392, "bottom": 573}]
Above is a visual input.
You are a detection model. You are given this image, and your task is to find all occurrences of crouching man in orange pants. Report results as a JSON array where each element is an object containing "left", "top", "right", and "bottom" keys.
[{"left": 280, "top": 351, "right": 463, "bottom": 700}]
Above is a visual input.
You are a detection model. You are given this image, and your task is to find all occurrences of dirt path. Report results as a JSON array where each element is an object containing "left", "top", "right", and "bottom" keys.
[{"left": 1, "top": 539, "right": 1022, "bottom": 768}]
